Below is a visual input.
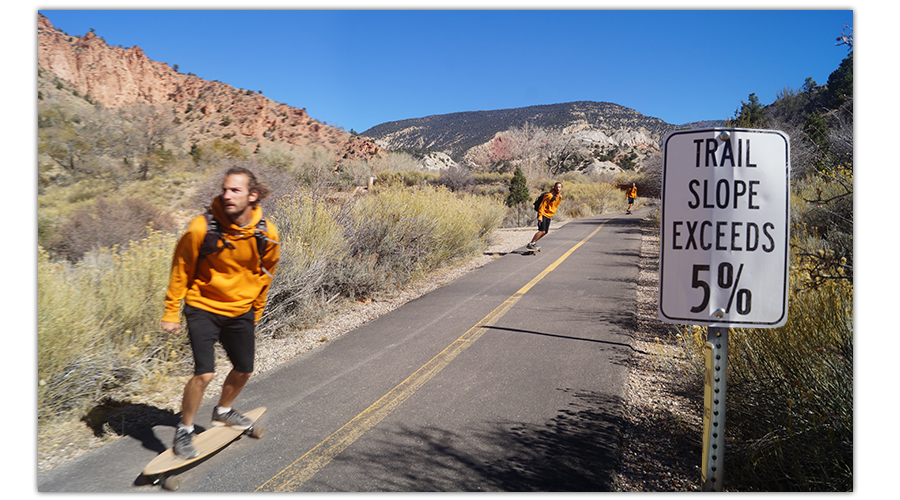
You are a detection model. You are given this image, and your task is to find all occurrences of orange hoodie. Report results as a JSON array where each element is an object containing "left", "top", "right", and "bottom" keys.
[
  {"left": 538, "top": 192, "right": 561, "bottom": 219},
  {"left": 162, "top": 197, "right": 280, "bottom": 324}
]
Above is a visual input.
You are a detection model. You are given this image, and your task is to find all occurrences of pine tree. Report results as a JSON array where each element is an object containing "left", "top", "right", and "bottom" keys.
[
  {"left": 506, "top": 166, "right": 529, "bottom": 207},
  {"left": 727, "top": 93, "right": 767, "bottom": 129},
  {"left": 824, "top": 53, "right": 852, "bottom": 109}
]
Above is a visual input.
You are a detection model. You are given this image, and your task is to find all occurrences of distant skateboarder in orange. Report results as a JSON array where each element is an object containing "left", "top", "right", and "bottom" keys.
[{"left": 625, "top": 183, "right": 637, "bottom": 214}]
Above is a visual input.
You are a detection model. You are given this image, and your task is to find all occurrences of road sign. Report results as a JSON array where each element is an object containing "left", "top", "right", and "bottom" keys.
[{"left": 659, "top": 128, "right": 790, "bottom": 327}]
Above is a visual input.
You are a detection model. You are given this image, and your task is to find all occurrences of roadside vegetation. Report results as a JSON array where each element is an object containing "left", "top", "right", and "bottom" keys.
[
  {"left": 37, "top": 91, "right": 645, "bottom": 466},
  {"left": 669, "top": 32, "right": 853, "bottom": 491}
]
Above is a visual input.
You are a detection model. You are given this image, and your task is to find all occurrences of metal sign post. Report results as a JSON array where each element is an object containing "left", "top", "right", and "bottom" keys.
[
  {"left": 658, "top": 128, "right": 790, "bottom": 492},
  {"left": 701, "top": 327, "right": 729, "bottom": 491}
]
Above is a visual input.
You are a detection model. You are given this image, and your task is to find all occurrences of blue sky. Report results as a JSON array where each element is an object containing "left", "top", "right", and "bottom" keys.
[{"left": 37, "top": 7, "right": 852, "bottom": 133}]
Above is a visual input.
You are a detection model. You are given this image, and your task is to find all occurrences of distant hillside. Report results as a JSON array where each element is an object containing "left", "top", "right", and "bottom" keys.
[{"left": 361, "top": 101, "right": 722, "bottom": 163}]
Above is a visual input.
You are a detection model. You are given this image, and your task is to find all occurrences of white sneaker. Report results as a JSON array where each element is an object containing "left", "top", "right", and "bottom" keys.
[{"left": 211, "top": 406, "right": 253, "bottom": 430}]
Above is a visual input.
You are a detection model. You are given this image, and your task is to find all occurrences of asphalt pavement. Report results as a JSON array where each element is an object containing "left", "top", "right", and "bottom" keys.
[{"left": 37, "top": 206, "right": 651, "bottom": 492}]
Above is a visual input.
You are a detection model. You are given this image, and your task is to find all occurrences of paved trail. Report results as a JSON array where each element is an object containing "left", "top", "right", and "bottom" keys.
[{"left": 38, "top": 208, "right": 649, "bottom": 492}]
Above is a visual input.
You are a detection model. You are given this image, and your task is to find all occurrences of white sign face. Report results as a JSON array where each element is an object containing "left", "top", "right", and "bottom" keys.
[{"left": 659, "top": 128, "right": 790, "bottom": 327}]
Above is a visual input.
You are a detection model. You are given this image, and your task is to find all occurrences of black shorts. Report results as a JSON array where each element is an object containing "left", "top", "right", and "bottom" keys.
[
  {"left": 537, "top": 215, "right": 551, "bottom": 233},
  {"left": 628, "top": 197, "right": 635, "bottom": 204},
  {"left": 184, "top": 304, "right": 255, "bottom": 375}
]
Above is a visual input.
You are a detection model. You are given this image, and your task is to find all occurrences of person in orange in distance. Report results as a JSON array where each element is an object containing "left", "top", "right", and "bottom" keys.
[
  {"left": 527, "top": 182, "right": 562, "bottom": 251},
  {"left": 625, "top": 183, "right": 638, "bottom": 214},
  {"left": 160, "top": 167, "right": 280, "bottom": 458}
]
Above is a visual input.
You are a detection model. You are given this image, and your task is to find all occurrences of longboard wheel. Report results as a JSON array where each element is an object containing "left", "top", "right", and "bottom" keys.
[
  {"left": 250, "top": 425, "right": 265, "bottom": 439},
  {"left": 163, "top": 475, "right": 182, "bottom": 491}
]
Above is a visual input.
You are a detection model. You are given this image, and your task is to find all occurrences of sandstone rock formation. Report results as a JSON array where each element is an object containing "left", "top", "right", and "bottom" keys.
[{"left": 37, "top": 14, "right": 378, "bottom": 162}]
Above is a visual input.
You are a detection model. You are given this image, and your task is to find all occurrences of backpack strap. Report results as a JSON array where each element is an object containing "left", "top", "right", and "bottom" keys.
[
  {"left": 254, "top": 217, "right": 279, "bottom": 279},
  {"left": 198, "top": 209, "right": 279, "bottom": 278},
  {"left": 199, "top": 210, "right": 233, "bottom": 257}
]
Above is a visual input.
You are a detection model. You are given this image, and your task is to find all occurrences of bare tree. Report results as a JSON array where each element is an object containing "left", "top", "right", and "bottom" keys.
[
  {"left": 638, "top": 152, "right": 663, "bottom": 198},
  {"left": 835, "top": 24, "right": 853, "bottom": 49},
  {"left": 38, "top": 99, "right": 135, "bottom": 188},
  {"left": 438, "top": 165, "right": 474, "bottom": 192},
  {"left": 501, "top": 122, "right": 552, "bottom": 183},
  {"left": 540, "top": 133, "right": 588, "bottom": 175},
  {"left": 499, "top": 122, "right": 596, "bottom": 177},
  {"left": 117, "top": 104, "right": 180, "bottom": 180},
  {"left": 38, "top": 102, "right": 84, "bottom": 173},
  {"left": 38, "top": 101, "right": 110, "bottom": 175}
]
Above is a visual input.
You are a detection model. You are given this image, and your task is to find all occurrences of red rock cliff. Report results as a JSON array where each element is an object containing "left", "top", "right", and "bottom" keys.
[{"left": 37, "top": 14, "right": 379, "bottom": 160}]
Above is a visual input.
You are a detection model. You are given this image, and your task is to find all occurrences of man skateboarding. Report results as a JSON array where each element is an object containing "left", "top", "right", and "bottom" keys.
[
  {"left": 527, "top": 182, "right": 562, "bottom": 251},
  {"left": 160, "top": 167, "right": 280, "bottom": 458},
  {"left": 625, "top": 183, "right": 637, "bottom": 214}
]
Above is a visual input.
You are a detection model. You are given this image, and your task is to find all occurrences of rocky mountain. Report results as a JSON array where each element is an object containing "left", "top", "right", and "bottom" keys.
[
  {"left": 361, "top": 101, "right": 722, "bottom": 166},
  {"left": 37, "top": 14, "right": 379, "bottom": 161}
]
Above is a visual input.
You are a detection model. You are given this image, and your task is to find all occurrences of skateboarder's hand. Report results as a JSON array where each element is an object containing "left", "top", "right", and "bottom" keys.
[{"left": 160, "top": 321, "right": 181, "bottom": 335}]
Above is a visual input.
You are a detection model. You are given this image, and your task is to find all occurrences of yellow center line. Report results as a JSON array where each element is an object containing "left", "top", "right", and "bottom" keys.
[{"left": 256, "top": 220, "right": 609, "bottom": 492}]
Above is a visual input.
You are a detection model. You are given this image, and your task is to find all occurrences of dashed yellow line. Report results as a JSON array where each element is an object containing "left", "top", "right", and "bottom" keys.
[{"left": 256, "top": 221, "right": 608, "bottom": 492}]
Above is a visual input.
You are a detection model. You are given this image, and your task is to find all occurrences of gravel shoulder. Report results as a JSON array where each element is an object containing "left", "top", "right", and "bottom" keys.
[
  {"left": 613, "top": 214, "right": 701, "bottom": 491},
  {"left": 41, "top": 218, "right": 702, "bottom": 492}
]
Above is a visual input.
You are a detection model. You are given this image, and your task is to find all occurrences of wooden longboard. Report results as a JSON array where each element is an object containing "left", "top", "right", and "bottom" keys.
[{"left": 142, "top": 407, "right": 266, "bottom": 491}]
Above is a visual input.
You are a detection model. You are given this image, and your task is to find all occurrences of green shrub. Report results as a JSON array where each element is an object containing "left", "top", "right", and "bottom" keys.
[
  {"left": 505, "top": 166, "right": 529, "bottom": 208},
  {"left": 38, "top": 247, "right": 101, "bottom": 419},
  {"left": 789, "top": 165, "right": 853, "bottom": 285},
  {"left": 261, "top": 184, "right": 506, "bottom": 338},
  {"left": 551, "top": 180, "right": 624, "bottom": 220},
  {"left": 65, "top": 183, "right": 109, "bottom": 205},
  {"left": 475, "top": 172, "right": 513, "bottom": 185},
  {"left": 346, "top": 184, "right": 504, "bottom": 278},
  {"left": 334, "top": 158, "right": 375, "bottom": 190}
]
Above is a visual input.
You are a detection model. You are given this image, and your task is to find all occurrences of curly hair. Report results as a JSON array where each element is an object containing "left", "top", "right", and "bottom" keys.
[{"left": 224, "top": 166, "right": 270, "bottom": 206}]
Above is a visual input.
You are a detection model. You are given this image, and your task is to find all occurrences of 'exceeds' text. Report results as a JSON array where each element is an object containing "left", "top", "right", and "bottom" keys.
[{"left": 670, "top": 137, "right": 776, "bottom": 253}]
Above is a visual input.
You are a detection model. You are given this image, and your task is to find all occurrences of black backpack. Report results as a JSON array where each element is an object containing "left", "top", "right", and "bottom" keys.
[
  {"left": 533, "top": 192, "right": 547, "bottom": 212},
  {"left": 198, "top": 209, "right": 278, "bottom": 277}
]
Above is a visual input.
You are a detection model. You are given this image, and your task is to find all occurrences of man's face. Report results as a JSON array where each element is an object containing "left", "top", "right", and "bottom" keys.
[
  {"left": 221, "top": 174, "right": 258, "bottom": 220},
  {"left": 552, "top": 183, "right": 562, "bottom": 195}
]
